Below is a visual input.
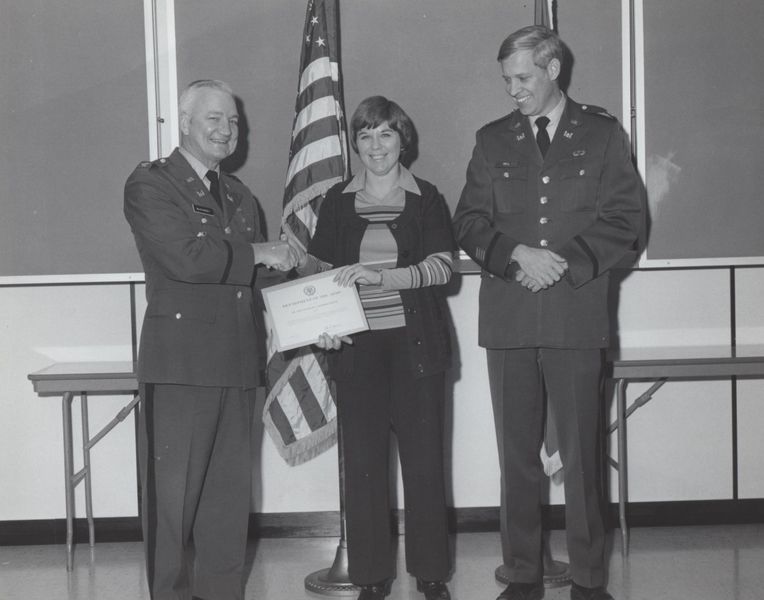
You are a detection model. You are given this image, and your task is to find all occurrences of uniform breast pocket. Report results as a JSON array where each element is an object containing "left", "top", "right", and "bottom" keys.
[
  {"left": 145, "top": 290, "right": 217, "bottom": 324},
  {"left": 491, "top": 162, "right": 529, "bottom": 214},
  {"left": 233, "top": 206, "right": 257, "bottom": 240},
  {"left": 559, "top": 158, "right": 600, "bottom": 212}
]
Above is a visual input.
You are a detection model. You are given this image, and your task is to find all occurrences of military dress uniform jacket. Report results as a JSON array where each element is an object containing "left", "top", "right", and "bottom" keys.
[
  {"left": 453, "top": 99, "right": 644, "bottom": 349},
  {"left": 124, "top": 148, "right": 265, "bottom": 388}
]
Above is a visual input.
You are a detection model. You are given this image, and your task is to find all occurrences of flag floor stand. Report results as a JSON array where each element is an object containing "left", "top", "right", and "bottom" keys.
[
  {"left": 304, "top": 538, "right": 358, "bottom": 596},
  {"left": 494, "top": 543, "right": 572, "bottom": 589},
  {"left": 304, "top": 417, "right": 359, "bottom": 596}
]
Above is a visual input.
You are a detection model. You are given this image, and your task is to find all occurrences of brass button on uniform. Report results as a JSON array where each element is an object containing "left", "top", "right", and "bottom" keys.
[
  {"left": 539, "top": 217, "right": 549, "bottom": 224},
  {"left": 236, "top": 290, "right": 243, "bottom": 299},
  {"left": 175, "top": 313, "right": 182, "bottom": 319},
  {"left": 540, "top": 239, "right": 549, "bottom": 247},
  {"left": 540, "top": 196, "right": 548, "bottom": 204},
  {"left": 542, "top": 175, "right": 550, "bottom": 184}
]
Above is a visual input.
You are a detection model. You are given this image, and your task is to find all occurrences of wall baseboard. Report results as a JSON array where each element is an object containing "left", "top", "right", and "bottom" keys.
[{"left": 2, "top": 500, "right": 763, "bottom": 546}]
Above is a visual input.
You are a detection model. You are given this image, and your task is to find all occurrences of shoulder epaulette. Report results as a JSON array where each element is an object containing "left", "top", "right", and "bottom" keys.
[
  {"left": 580, "top": 104, "right": 615, "bottom": 119},
  {"left": 483, "top": 111, "right": 517, "bottom": 129},
  {"left": 480, "top": 110, "right": 517, "bottom": 130},
  {"left": 137, "top": 156, "right": 171, "bottom": 170}
]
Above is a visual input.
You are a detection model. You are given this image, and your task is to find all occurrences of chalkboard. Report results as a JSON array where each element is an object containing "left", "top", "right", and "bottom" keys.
[
  {"left": 0, "top": 1, "right": 147, "bottom": 281},
  {"left": 174, "top": 0, "right": 624, "bottom": 246},
  {"left": 2, "top": 0, "right": 625, "bottom": 281},
  {"left": 640, "top": 0, "right": 764, "bottom": 266}
]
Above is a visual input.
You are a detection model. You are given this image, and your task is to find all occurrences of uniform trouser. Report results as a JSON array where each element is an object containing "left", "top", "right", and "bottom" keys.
[
  {"left": 486, "top": 347, "right": 606, "bottom": 588},
  {"left": 337, "top": 328, "right": 451, "bottom": 585},
  {"left": 138, "top": 383, "right": 255, "bottom": 600}
]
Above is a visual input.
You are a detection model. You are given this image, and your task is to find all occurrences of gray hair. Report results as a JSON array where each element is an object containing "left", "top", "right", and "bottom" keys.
[{"left": 178, "top": 79, "right": 234, "bottom": 115}]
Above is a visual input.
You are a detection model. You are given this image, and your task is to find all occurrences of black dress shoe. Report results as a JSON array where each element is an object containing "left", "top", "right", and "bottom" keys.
[
  {"left": 497, "top": 581, "right": 544, "bottom": 600},
  {"left": 570, "top": 583, "right": 614, "bottom": 600},
  {"left": 416, "top": 579, "right": 451, "bottom": 600},
  {"left": 357, "top": 582, "right": 390, "bottom": 600}
]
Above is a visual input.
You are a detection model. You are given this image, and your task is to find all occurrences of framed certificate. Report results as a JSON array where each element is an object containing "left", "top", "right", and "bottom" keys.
[{"left": 262, "top": 268, "right": 369, "bottom": 352}]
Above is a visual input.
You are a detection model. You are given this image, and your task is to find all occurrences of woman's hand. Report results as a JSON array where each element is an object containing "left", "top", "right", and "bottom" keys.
[
  {"left": 333, "top": 263, "right": 383, "bottom": 287},
  {"left": 314, "top": 332, "right": 354, "bottom": 350}
]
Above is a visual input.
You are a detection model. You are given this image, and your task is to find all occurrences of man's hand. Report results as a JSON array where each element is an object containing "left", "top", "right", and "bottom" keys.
[
  {"left": 281, "top": 233, "right": 307, "bottom": 269},
  {"left": 511, "top": 244, "right": 568, "bottom": 288},
  {"left": 515, "top": 269, "right": 543, "bottom": 292},
  {"left": 253, "top": 241, "right": 296, "bottom": 271}
]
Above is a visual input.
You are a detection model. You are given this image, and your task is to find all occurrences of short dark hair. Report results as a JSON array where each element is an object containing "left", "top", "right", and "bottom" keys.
[
  {"left": 496, "top": 25, "right": 563, "bottom": 69},
  {"left": 349, "top": 96, "right": 415, "bottom": 157}
]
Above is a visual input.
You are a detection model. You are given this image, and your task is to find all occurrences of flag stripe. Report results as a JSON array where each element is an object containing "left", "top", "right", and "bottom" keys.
[
  {"left": 268, "top": 398, "right": 298, "bottom": 445},
  {"left": 291, "top": 115, "right": 342, "bottom": 160},
  {"left": 295, "top": 74, "right": 339, "bottom": 117},
  {"left": 285, "top": 136, "right": 343, "bottom": 187},
  {"left": 293, "top": 94, "right": 341, "bottom": 140},
  {"left": 288, "top": 365, "right": 330, "bottom": 431},
  {"left": 284, "top": 156, "right": 345, "bottom": 210},
  {"left": 276, "top": 377, "right": 315, "bottom": 439},
  {"left": 298, "top": 57, "right": 338, "bottom": 96}
]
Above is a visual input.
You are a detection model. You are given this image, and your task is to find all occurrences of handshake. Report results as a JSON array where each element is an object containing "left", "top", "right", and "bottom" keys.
[{"left": 252, "top": 235, "right": 306, "bottom": 272}]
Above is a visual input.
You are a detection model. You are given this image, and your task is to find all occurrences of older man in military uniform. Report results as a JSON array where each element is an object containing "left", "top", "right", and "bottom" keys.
[
  {"left": 124, "top": 79, "right": 294, "bottom": 600},
  {"left": 453, "top": 26, "right": 644, "bottom": 600}
]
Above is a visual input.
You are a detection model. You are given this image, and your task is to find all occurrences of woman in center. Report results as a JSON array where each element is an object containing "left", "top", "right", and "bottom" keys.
[{"left": 299, "top": 96, "right": 455, "bottom": 600}]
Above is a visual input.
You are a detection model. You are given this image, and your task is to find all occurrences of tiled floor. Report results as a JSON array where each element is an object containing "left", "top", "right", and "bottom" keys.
[{"left": 1, "top": 525, "right": 763, "bottom": 599}]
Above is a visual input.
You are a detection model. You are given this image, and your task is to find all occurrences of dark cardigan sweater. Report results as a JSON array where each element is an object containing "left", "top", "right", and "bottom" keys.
[{"left": 308, "top": 175, "right": 457, "bottom": 379}]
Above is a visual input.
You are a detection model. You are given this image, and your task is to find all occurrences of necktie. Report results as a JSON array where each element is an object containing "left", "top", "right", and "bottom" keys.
[
  {"left": 206, "top": 170, "right": 223, "bottom": 209},
  {"left": 535, "top": 116, "right": 550, "bottom": 157}
]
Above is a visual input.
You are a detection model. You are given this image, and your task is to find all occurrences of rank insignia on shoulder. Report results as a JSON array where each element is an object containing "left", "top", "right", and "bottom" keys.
[{"left": 193, "top": 204, "right": 215, "bottom": 216}]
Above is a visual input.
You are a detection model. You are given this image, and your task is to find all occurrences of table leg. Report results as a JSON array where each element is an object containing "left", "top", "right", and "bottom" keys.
[
  {"left": 80, "top": 392, "right": 95, "bottom": 547},
  {"left": 616, "top": 378, "right": 628, "bottom": 556},
  {"left": 62, "top": 392, "right": 75, "bottom": 571}
]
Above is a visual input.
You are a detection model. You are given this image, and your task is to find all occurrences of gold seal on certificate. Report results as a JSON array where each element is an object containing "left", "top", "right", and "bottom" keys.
[{"left": 262, "top": 268, "right": 369, "bottom": 352}]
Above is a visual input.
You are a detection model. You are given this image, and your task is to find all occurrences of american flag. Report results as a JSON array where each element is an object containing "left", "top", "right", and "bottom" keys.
[
  {"left": 535, "top": 0, "right": 555, "bottom": 31},
  {"left": 262, "top": 0, "right": 349, "bottom": 466}
]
